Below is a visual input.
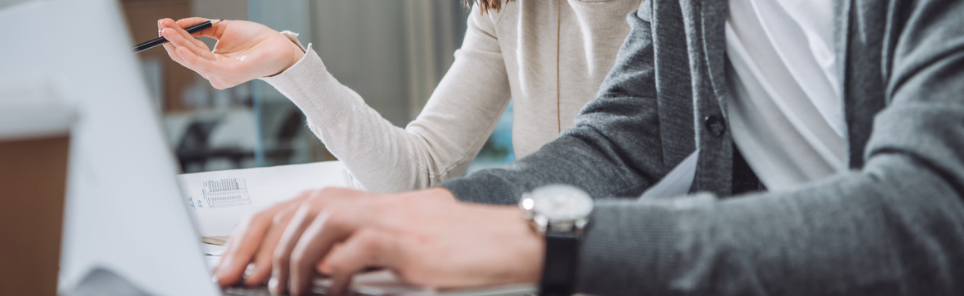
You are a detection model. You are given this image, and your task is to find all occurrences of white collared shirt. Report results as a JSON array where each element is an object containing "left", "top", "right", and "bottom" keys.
[{"left": 724, "top": 0, "right": 846, "bottom": 191}]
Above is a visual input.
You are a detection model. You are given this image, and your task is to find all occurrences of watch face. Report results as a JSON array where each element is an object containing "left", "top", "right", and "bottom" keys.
[{"left": 530, "top": 185, "right": 593, "bottom": 221}]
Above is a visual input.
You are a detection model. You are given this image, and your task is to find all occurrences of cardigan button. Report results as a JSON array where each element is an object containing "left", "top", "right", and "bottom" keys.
[{"left": 705, "top": 115, "right": 726, "bottom": 136}]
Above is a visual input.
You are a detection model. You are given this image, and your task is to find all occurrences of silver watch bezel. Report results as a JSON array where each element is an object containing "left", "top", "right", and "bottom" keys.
[{"left": 520, "top": 185, "right": 593, "bottom": 237}]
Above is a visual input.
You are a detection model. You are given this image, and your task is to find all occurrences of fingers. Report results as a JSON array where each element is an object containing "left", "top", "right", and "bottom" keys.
[
  {"left": 158, "top": 20, "right": 185, "bottom": 65},
  {"left": 287, "top": 212, "right": 354, "bottom": 296},
  {"left": 224, "top": 188, "right": 383, "bottom": 295},
  {"left": 172, "top": 17, "right": 210, "bottom": 28},
  {"left": 272, "top": 189, "right": 377, "bottom": 295},
  {"left": 213, "top": 211, "right": 274, "bottom": 287},
  {"left": 214, "top": 193, "right": 311, "bottom": 286},
  {"left": 159, "top": 18, "right": 211, "bottom": 53},
  {"left": 243, "top": 210, "right": 296, "bottom": 287},
  {"left": 161, "top": 27, "right": 212, "bottom": 62},
  {"left": 159, "top": 18, "right": 223, "bottom": 80},
  {"left": 160, "top": 22, "right": 243, "bottom": 88},
  {"left": 176, "top": 17, "right": 229, "bottom": 40},
  {"left": 321, "top": 229, "right": 395, "bottom": 296},
  {"left": 270, "top": 206, "right": 320, "bottom": 295},
  {"left": 160, "top": 30, "right": 216, "bottom": 77}
]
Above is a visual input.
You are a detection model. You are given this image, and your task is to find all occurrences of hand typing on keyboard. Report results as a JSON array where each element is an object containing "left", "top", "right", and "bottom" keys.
[{"left": 212, "top": 188, "right": 543, "bottom": 296}]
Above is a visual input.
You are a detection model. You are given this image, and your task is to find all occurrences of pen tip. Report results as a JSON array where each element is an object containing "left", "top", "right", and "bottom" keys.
[{"left": 211, "top": 19, "right": 223, "bottom": 25}]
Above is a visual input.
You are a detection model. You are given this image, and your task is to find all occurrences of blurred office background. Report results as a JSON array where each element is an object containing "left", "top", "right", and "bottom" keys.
[{"left": 0, "top": 0, "right": 515, "bottom": 174}]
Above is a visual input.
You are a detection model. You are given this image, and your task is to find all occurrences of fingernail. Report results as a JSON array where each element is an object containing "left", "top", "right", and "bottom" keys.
[
  {"left": 211, "top": 275, "right": 219, "bottom": 283},
  {"left": 268, "top": 278, "right": 280, "bottom": 295}
]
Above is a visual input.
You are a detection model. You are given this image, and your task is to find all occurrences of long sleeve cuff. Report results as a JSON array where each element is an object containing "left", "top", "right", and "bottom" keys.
[
  {"left": 260, "top": 40, "right": 352, "bottom": 132},
  {"left": 573, "top": 196, "right": 708, "bottom": 295},
  {"left": 438, "top": 172, "right": 522, "bottom": 205}
]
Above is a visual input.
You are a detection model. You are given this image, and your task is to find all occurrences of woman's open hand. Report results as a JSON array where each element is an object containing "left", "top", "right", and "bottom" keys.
[{"left": 157, "top": 18, "right": 305, "bottom": 89}]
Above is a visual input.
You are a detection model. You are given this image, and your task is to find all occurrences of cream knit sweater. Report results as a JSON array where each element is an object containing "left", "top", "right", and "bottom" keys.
[{"left": 262, "top": 0, "right": 638, "bottom": 192}]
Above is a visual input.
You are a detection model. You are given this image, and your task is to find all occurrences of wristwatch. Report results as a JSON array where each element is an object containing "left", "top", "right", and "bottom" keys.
[{"left": 519, "top": 184, "right": 594, "bottom": 296}]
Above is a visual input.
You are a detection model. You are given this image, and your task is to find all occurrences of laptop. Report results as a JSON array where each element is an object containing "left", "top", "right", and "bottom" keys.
[
  {"left": 0, "top": 0, "right": 225, "bottom": 294},
  {"left": 0, "top": 1, "right": 534, "bottom": 295}
]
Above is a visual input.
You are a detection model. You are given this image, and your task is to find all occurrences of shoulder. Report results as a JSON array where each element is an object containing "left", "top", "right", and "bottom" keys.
[{"left": 466, "top": 0, "right": 514, "bottom": 32}]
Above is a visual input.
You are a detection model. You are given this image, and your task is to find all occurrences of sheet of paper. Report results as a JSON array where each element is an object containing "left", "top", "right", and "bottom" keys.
[
  {"left": 178, "top": 161, "right": 364, "bottom": 237},
  {"left": 200, "top": 243, "right": 225, "bottom": 256},
  {"left": 204, "top": 255, "right": 221, "bottom": 271}
]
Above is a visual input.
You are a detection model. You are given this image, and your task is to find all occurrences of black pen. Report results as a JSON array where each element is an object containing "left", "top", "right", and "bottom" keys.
[{"left": 134, "top": 19, "right": 223, "bottom": 53}]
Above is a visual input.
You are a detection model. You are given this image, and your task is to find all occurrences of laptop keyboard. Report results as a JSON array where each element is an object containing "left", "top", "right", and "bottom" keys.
[
  {"left": 223, "top": 286, "right": 275, "bottom": 296},
  {"left": 222, "top": 286, "right": 332, "bottom": 296}
]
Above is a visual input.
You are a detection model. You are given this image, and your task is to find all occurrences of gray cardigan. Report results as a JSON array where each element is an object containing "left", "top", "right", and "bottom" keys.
[{"left": 439, "top": 0, "right": 964, "bottom": 294}]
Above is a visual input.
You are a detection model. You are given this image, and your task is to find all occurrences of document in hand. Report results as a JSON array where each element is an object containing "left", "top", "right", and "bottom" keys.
[{"left": 178, "top": 161, "right": 364, "bottom": 237}]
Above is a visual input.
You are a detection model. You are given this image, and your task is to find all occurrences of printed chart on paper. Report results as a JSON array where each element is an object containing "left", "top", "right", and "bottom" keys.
[
  {"left": 201, "top": 178, "right": 252, "bottom": 208},
  {"left": 178, "top": 161, "right": 363, "bottom": 236}
]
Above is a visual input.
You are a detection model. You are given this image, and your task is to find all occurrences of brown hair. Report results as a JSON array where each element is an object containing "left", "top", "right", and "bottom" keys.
[{"left": 466, "top": 0, "right": 515, "bottom": 14}]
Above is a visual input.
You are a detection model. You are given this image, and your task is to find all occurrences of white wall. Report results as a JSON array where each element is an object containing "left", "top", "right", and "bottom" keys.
[{"left": 306, "top": 0, "right": 468, "bottom": 126}]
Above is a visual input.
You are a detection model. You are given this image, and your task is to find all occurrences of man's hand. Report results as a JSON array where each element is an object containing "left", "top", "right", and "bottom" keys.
[
  {"left": 157, "top": 17, "right": 305, "bottom": 89},
  {"left": 213, "top": 187, "right": 544, "bottom": 296}
]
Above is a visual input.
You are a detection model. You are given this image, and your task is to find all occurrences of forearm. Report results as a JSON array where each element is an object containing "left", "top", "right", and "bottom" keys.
[
  {"left": 576, "top": 153, "right": 964, "bottom": 295},
  {"left": 261, "top": 48, "right": 438, "bottom": 192},
  {"left": 263, "top": 18, "right": 514, "bottom": 193}
]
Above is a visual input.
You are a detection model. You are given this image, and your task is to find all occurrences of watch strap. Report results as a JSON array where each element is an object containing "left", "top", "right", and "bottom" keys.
[{"left": 539, "top": 231, "right": 579, "bottom": 296}]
